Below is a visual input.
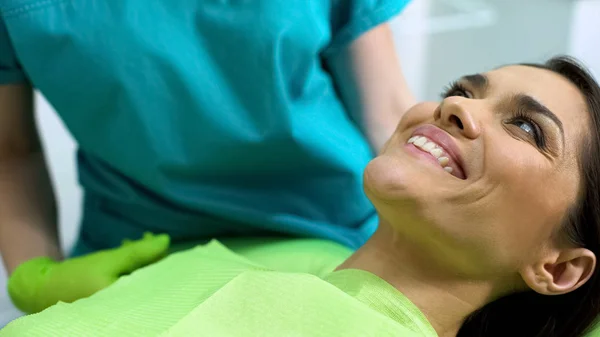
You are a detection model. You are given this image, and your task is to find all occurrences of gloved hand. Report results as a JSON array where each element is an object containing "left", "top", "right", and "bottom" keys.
[{"left": 7, "top": 232, "right": 170, "bottom": 314}]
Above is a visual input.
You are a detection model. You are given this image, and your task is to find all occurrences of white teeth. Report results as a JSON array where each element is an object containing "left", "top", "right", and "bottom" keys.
[
  {"left": 407, "top": 135, "right": 455, "bottom": 175},
  {"left": 413, "top": 137, "right": 427, "bottom": 147},
  {"left": 430, "top": 148, "right": 443, "bottom": 158},
  {"left": 422, "top": 142, "right": 436, "bottom": 151}
]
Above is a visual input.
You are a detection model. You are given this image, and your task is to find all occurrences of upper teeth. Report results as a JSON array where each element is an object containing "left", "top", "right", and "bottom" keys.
[{"left": 408, "top": 136, "right": 452, "bottom": 172}]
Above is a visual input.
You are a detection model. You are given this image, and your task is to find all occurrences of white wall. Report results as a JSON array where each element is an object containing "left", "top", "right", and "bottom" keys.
[
  {"left": 569, "top": 0, "right": 600, "bottom": 78},
  {"left": 35, "top": 94, "right": 81, "bottom": 253}
]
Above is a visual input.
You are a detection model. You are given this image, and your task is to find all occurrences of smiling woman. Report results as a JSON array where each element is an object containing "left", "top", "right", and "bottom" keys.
[
  {"left": 2, "top": 56, "right": 600, "bottom": 337},
  {"left": 361, "top": 56, "right": 600, "bottom": 337}
]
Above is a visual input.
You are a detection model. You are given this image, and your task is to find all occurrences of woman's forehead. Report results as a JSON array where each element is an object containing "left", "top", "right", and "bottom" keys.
[{"left": 484, "top": 65, "right": 580, "bottom": 100}]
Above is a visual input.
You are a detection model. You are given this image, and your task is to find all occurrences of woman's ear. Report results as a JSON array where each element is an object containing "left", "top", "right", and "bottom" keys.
[{"left": 521, "top": 248, "right": 596, "bottom": 295}]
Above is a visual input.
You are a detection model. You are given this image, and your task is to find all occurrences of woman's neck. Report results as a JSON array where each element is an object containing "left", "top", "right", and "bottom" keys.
[{"left": 337, "top": 221, "right": 500, "bottom": 337}]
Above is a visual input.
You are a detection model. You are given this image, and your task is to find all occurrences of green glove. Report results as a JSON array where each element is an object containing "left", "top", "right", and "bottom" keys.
[{"left": 7, "top": 232, "right": 170, "bottom": 314}]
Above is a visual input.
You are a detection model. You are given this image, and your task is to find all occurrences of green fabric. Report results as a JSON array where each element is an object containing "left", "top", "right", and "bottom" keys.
[
  {"left": 7, "top": 233, "right": 170, "bottom": 314},
  {"left": 325, "top": 270, "right": 438, "bottom": 336},
  {"left": 1, "top": 240, "right": 437, "bottom": 337},
  {"left": 172, "top": 237, "right": 353, "bottom": 277},
  {"left": 587, "top": 329, "right": 600, "bottom": 337}
]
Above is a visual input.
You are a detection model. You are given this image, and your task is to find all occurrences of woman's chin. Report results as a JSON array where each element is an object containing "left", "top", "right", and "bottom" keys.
[{"left": 364, "top": 154, "right": 434, "bottom": 203}]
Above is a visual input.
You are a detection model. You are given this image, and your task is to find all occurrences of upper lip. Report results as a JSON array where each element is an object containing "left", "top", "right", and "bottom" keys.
[{"left": 410, "top": 124, "right": 467, "bottom": 178}]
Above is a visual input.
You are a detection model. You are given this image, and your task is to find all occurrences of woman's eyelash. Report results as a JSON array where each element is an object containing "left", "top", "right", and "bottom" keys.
[
  {"left": 508, "top": 111, "right": 547, "bottom": 149},
  {"left": 441, "top": 81, "right": 470, "bottom": 99}
]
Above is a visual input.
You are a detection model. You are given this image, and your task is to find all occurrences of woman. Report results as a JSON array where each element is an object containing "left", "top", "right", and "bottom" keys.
[
  {"left": 354, "top": 55, "right": 600, "bottom": 337},
  {"left": 0, "top": 0, "right": 415, "bottom": 314},
  {"left": 5, "top": 56, "right": 600, "bottom": 337}
]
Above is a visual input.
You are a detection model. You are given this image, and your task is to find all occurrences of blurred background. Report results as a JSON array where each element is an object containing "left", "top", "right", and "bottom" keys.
[{"left": 2, "top": 0, "right": 600, "bottom": 325}]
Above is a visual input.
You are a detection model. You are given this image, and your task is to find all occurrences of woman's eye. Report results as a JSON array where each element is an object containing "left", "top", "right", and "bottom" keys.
[
  {"left": 514, "top": 120, "right": 535, "bottom": 135},
  {"left": 441, "top": 82, "right": 472, "bottom": 99},
  {"left": 509, "top": 117, "right": 546, "bottom": 149},
  {"left": 448, "top": 89, "right": 469, "bottom": 98}
]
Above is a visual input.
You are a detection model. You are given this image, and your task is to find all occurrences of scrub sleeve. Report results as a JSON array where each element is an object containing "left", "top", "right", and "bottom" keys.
[{"left": 0, "top": 18, "right": 25, "bottom": 84}]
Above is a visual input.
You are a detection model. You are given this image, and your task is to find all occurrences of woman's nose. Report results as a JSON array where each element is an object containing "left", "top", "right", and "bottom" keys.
[{"left": 433, "top": 97, "right": 481, "bottom": 139}]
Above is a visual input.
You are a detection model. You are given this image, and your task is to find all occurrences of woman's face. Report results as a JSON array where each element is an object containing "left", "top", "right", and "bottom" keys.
[{"left": 365, "top": 65, "right": 590, "bottom": 277}]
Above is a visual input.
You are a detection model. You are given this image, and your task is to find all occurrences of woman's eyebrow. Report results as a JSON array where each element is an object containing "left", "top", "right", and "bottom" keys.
[{"left": 461, "top": 74, "right": 489, "bottom": 92}]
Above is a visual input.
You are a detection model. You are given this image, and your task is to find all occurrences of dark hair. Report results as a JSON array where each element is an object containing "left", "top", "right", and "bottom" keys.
[{"left": 457, "top": 56, "right": 600, "bottom": 337}]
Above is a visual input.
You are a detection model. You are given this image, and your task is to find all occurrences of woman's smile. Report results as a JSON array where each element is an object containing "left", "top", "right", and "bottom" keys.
[{"left": 404, "top": 124, "right": 467, "bottom": 180}]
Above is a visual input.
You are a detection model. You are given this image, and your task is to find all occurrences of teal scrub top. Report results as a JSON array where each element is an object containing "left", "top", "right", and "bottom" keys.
[{"left": 0, "top": 0, "right": 410, "bottom": 255}]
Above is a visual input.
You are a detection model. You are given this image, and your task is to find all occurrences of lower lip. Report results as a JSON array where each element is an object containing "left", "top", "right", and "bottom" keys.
[{"left": 404, "top": 143, "right": 446, "bottom": 171}]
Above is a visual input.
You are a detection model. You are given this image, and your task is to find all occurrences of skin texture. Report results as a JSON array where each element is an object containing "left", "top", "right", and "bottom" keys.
[
  {"left": 340, "top": 65, "right": 596, "bottom": 337},
  {"left": 0, "top": 83, "right": 61, "bottom": 274}
]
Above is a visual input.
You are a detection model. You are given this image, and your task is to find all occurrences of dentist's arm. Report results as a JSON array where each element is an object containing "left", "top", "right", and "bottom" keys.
[
  {"left": 0, "top": 83, "right": 62, "bottom": 274},
  {"left": 0, "top": 86, "right": 171, "bottom": 313},
  {"left": 327, "top": 23, "right": 416, "bottom": 153}
]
